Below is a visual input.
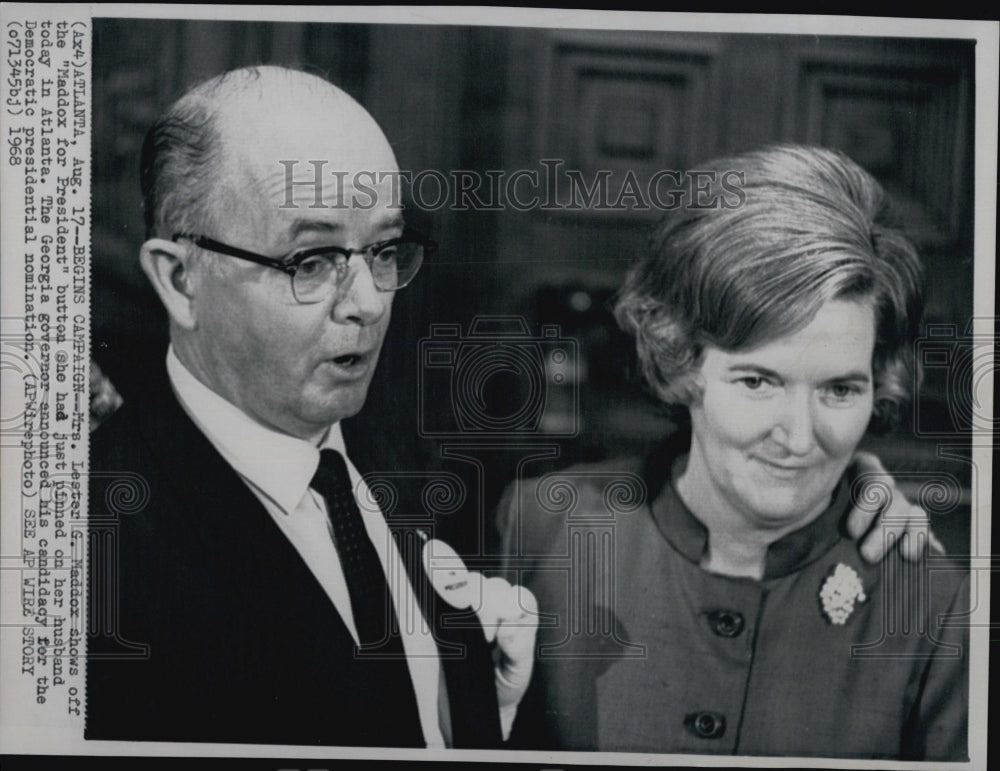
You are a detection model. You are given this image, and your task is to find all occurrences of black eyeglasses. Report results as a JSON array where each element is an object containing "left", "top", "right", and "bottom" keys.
[{"left": 172, "top": 229, "right": 435, "bottom": 304}]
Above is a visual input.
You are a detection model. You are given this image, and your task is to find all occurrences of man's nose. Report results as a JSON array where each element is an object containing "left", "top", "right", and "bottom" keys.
[
  {"left": 769, "top": 391, "right": 816, "bottom": 455},
  {"left": 330, "top": 256, "right": 390, "bottom": 325}
]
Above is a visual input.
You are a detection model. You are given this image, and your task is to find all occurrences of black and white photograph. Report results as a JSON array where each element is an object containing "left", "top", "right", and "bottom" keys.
[{"left": 0, "top": 5, "right": 995, "bottom": 769}]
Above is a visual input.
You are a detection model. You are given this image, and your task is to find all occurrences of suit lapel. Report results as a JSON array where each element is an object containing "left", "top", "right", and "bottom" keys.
[
  {"left": 135, "top": 375, "right": 364, "bottom": 654},
  {"left": 396, "top": 524, "right": 503, "bottom": 748},
  {"left": 101, "top": 373, "right": 431, "bottom": 746},
  {"left": 342, "top": 418, "right": 503, "bottom": 749},
  {"left": 136, "top": 395, "right": 502, "bottom": 749}
]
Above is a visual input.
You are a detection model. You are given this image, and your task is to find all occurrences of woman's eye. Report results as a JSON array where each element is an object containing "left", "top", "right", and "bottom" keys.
[
  {"left": 733, "top": 375, "right": 779, "bottom": 397},
  {"left": 819, "top": 382, "right": 868, "bottom": 407},
  {"left": 828, "top": 383, "right": 858, "bottom": 399}
]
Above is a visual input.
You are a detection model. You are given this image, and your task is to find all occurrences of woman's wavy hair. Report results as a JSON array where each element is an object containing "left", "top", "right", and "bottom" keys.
[{"left": 613, "top": 144, "right": 924, "bottom": 431}]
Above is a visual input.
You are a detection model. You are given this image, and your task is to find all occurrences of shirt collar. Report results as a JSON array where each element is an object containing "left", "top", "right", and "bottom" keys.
[
  {"left": 166, "top": 346, "right": 345, "bottom": 515},
  {"left": 646, "top": 430, "right": 849, "bottom": 580}
]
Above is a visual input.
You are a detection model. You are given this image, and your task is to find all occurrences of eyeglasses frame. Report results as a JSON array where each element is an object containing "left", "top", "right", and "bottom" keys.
[{"left": 171, "top": 228, "right": 436, "bottom": 295}]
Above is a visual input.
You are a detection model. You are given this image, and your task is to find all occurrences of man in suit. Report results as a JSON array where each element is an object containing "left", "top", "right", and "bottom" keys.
[{"left": 85, "top": 65, "right": 533, "bottom": 748}]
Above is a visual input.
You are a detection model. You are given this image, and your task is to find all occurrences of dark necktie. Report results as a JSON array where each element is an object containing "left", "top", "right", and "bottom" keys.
[{"left": 311, "top": 448, "right": 405, "bottom": 653}]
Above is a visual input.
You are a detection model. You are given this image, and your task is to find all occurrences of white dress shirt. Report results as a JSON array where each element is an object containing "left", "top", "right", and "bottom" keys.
[{"left": 166, "top": 348, "right": 448, "bottom": 747}]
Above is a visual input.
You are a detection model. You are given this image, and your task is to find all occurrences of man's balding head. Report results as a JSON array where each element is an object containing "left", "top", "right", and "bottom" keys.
[
  {"left": 138, "top": 65, "right": 405, "bottom": 438},
  {"left": 140, "top": 65, "right": 395, "bottom": 241}
]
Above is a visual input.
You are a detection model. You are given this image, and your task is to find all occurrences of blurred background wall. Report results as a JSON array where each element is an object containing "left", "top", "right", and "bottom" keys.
[{"left": 92, "top": 20, "right": 976, "bottom": 553}]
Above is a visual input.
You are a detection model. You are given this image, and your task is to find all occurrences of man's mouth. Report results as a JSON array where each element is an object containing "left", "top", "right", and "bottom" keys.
[{"left": 323, "top": 348, "right": 377, "bottom": 376}]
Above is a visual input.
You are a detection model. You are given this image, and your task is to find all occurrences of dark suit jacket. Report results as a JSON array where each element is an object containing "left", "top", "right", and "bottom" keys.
[{"left": 85, "top": 370, "right": 502, "bottom": 748}]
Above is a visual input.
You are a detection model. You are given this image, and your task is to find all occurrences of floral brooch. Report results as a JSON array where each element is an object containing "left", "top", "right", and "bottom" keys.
[{"left": 819, "top": 563, "right": 866, "bottom": 625}]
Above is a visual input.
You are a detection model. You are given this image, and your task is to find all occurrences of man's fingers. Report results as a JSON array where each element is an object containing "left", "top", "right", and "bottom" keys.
[
  {"left": 476, "top": 576, "right": 510, "bottom": 643},
  {"left": 495, "top": 587, "right": 538, "bottom": 640},
  {"left": 860, "top": 528, "right": 888, "bottom": 562},
  {"left": 503, "top": 584, "right": 538, "bottom": 620},
  {"left": 849, "top": 456, "right": 942, "bottom": 564},
  {"left": 899, "top": 504, "right": 932, "bottom": 562},
  {"left": 859, "top": 504, "right": 932, "bottom": 563},
  {"left": 929, "top": 531, "right": 947, "bottom": 556},
  {"left": 845, "top": 502, "right": 874, "bottom": 541},
  {"left": 845, "top": 457, "right": 894, "bottom": 541},
  {"left": 485, "top": 581, "right": 538, "bottom": 663},
  {"left": 901, "top": 529, "right": 925, "bottom": 561},
  {"left": 851, "top": 449, "right": 887, "bottom": 475},
  {"left": 497, "top": 587, "right": 538, "bottom": 627},
  {"left": 898, "top": 506, "right": 943, "bottom": 561},
  {"left": 494, "top": 587, "right": 538, "bottom": 709}
]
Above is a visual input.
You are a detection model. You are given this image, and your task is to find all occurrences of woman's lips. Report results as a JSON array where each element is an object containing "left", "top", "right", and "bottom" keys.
[{"left": 751, "top": 456, "right": 811, "bottom": 480}]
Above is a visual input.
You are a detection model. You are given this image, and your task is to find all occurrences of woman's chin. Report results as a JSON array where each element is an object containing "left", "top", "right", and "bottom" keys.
[{"left": 739, "top": 486, "right": 832, "bottom": 532}]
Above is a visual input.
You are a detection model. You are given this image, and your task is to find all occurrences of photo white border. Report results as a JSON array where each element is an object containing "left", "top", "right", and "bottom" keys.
[{"left": 0, "top": 4, "right": 995, "bottom": 768}]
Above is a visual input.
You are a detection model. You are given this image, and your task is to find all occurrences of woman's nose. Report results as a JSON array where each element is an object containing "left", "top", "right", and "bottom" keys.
[{"left": 769, "top": 393, "right": 816, "bottom": 455}]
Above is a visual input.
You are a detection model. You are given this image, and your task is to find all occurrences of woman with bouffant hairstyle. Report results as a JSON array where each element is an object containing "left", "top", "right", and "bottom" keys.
[
  {"left": 503, "top": 145, "right": 967, "bottom": 759},
  {"left": 615, "top": 143, "right": 923, "bottom": 429}
]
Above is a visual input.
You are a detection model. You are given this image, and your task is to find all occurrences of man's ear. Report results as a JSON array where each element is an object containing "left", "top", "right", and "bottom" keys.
[{"left": 139, "top": 238, "right": 202, "bottom": 331}]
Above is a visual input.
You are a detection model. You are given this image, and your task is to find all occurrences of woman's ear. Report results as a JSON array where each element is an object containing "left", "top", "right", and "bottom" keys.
[{"left": 139, "top": 238, "right": 201, "bottom": 331}]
